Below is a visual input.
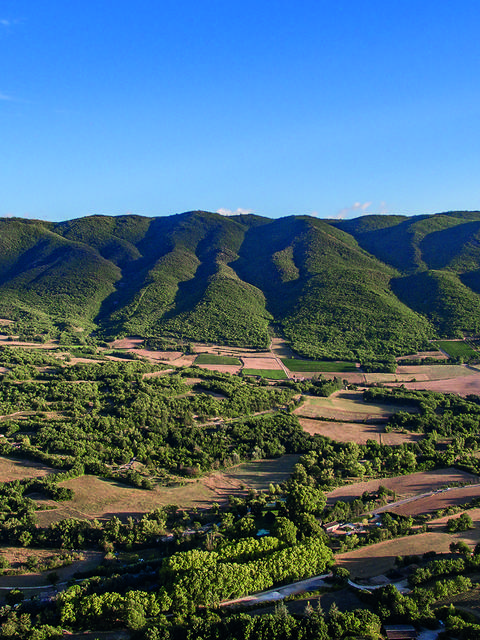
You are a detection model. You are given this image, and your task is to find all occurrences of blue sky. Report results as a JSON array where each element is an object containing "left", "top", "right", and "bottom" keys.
[{"left": 1, "top": 1, "right": 480, "bottom": 221}]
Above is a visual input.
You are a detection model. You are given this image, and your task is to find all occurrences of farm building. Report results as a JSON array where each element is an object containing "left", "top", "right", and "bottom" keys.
[{"left": 383, "top": 624, "right": 418, "bottom": 640}]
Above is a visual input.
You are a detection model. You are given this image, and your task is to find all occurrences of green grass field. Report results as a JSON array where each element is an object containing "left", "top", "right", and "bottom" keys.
[
  {"left": 435, "top": 340, "right": 478, "bottom": 358},
  {"left": 195, "top": 354, "right": 241, "bottom": 365},
  {"left": 243, "top": 368, "right": 287, "bottom": 379},
  {"left": 281, "top": 358, "right": 357, "bottom": 372}
]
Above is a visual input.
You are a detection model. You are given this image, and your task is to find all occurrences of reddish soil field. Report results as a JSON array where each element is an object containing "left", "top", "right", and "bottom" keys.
[
  {"left": 241, "top": 356, "right": 283, "bottom": 370},
  {"left": 195, "top": 364, "right": 242, "bottom": 374},
  {"left": 389, "top": 485, "right": 480, "bottom": 517},
  {"left": 325, "top": 468, "right": 480, "bottom": 505},
  {"left": 298, "top": 418, "right": 420, "bottom": 446},
  {"left": 388, "top": 372, "right": 480, "bottom": 396}
]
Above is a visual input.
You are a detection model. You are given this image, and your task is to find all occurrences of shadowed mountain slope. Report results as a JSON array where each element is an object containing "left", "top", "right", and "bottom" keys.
[
  {"left": 1, "top": 210, "right": 480, "bottom": 356},
  {"left": 334, "top": 211, "right": 480, "bottom": 338}
]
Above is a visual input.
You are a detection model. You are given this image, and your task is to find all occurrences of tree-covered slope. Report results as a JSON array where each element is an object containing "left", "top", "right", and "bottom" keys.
[
  {"left": 1, "top": 210, "right": 480, "bottom": 353},
  {"left": 0, "top": 218, "right": 121, "bottom": 331},
  {"left": 235, "top": 216, "right": 431, "bottom": 359},
  {"left": 334, "top": 211, "right": 480, "bottom": 338}
]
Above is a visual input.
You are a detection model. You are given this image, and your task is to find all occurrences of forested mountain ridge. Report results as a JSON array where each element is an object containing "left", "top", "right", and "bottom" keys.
[
  {"left": 2, "top": 210, "right": 480, "bottom": 358},
  {"left": 334, "top": 211, "right": 480, "bottom": 338}
]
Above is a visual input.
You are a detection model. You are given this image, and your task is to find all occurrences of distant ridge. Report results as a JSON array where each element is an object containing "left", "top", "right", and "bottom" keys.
[{"left": 2, "top": 210, "right": 480, "bottom": 359}]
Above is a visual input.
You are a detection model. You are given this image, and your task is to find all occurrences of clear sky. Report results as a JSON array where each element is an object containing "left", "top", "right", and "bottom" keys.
[{"left": 2, "top": 1, "right": 480, "bottom": 221}]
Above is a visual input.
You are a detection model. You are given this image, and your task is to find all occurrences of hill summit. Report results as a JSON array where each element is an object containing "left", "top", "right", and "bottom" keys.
[{"left": 2, "top": 210, "right": 480, "bottom": 359}]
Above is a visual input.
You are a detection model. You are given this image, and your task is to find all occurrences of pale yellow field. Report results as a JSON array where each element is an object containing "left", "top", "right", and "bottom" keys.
[
  {"left": 298, "top": 418, "right": 419, "bottom": 445},
  {"left": 336, "top": 532, "right": 454, "bottom": 578},
  {"left": 294, "top": 390, "right": 417, "bottom": 422},
  {"left": 35, "top": 455, "right": 300, "bottom": 524},
  {"left": 0, "top": 456, "right": 54, "bottom": 482}
]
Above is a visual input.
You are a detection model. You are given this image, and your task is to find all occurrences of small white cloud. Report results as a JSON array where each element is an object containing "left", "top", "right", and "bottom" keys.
[
  {"left": 0, "top": 92, "right": 13, "bottom": 101},
  {"left": 335, "top": 201, "right": 373, "bottom": 219},
  {"left": 0, "top": 19, "right": 11, "bottom": 27},
  {"left": 334, "top": 201, "right": 390, "bottom": 220},
  {"left": 216, "top": 207, "right": 254, "bottom": 216}
]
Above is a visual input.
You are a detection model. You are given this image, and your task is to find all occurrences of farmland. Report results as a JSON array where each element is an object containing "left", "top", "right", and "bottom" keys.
[
  {"left": 337, "top": 507, "right": 480, "bottom": 579},
  {"left": 243, "top": 368, "right": 287, "bottom": 379},
  {"left": 3, "top": 337, "right": 480, "bottom": 637},
  {"left": 336, "top": 532, "right": 456, "bottom": 578},
  {"left": 195, "top": 354, "right": 241, "bottom": 365},
  {"left": 35, "top": 456, "right": 300, "bottom": 525},
  {"left": 298, "top": 418, "right": 420, "bottom": 445},
  {"left": 325, "top": 468, "right": 480, "bottom": 505},
  {"left": 281, "top": 358, "right": 357, "bottom": 373},
  {"left": 387, "top": 486, "right": 480, "bottom": 518},
  {"left": 294, "top": 390, "right": 418, "bottom": 422},
  {"left": 435, "top": 339, "right": 479, "bottom": 359}
]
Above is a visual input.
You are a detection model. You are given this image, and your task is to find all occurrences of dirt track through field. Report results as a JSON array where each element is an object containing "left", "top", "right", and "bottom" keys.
[{"left": 325, "top": 468, "right": 480, "bottom": 505}]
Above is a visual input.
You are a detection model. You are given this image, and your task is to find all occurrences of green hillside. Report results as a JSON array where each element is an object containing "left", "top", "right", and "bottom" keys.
[
  {"left": 0, "top": 210, "right": 480, "bottom": 356},
  {"left": 335, "top": 211, "right": 480, "bottom": 340}
]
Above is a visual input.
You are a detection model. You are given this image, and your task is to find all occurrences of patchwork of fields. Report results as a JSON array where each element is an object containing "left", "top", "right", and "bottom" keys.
[{"left": 3, "top": 334, "right": 480, "bottom": 611}]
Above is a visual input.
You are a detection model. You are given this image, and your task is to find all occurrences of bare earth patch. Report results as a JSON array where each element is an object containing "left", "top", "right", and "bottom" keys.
[
  {"left": 298, "top": 418, "right": 420, "bottom": 445},
  {"left": 241, "top": 356, "right": 283, "bottom": 370},
  {"left": 325, "top": 468, "right": 480, "bottom": 505},
  {"left": 109, "top": 338, "right": 144, "bottom": 349},
  {"left": 398, "top": 351, "right": 447, "bottom": 361},
  {"left": 388, "top": 370, "right": 480, "bottom": 396},
  {"left": 0, "top": 456, "right": 54, "bottom": 482},
  {"left": 389, "top": 485, "right": 480, "bottom": 517}
]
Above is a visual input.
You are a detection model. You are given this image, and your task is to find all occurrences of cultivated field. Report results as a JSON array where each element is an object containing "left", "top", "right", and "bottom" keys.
[
  {"left": 398, "top": 350, "right": 447, "bottom": 361},
  {"left": 282, "top": 359, "right": 357, "bottom": 373},
  {"left": 388, "top": 486, "right": 480, "bottom": 518},
  {"left": 435, "top": 340, "right": 478, "bottom": 359},
  {"left": 195, "top": 354, "right": 241, "bottom": 365},
  {"left": 325, "top": 468, "right": 480, "bottom": 505},
  {"left": 298, "top": 418, "right": 420, "bottom": 445},
  {"left": 336, "top": 531, "right": 456, "bottom": 579},
  {"left": 241, "top": 356, "right": 283, "bottom": 370},
  {"left": 337, "top": 507, "right": 480, "bottom": 579},
  {"left": 294, "top": 390, "right": 417, "bottom": 423},
  {"left": 388, "top": 370, "right": 480, "bottom": 396},
  {"left": 243, "top": 369, "right": 287, "bottom": 379}
]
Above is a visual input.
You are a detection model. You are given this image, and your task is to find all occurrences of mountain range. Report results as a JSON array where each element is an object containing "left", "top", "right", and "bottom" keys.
[{"left": 2, "top": 210, "right": 480, "bottom": 359}]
